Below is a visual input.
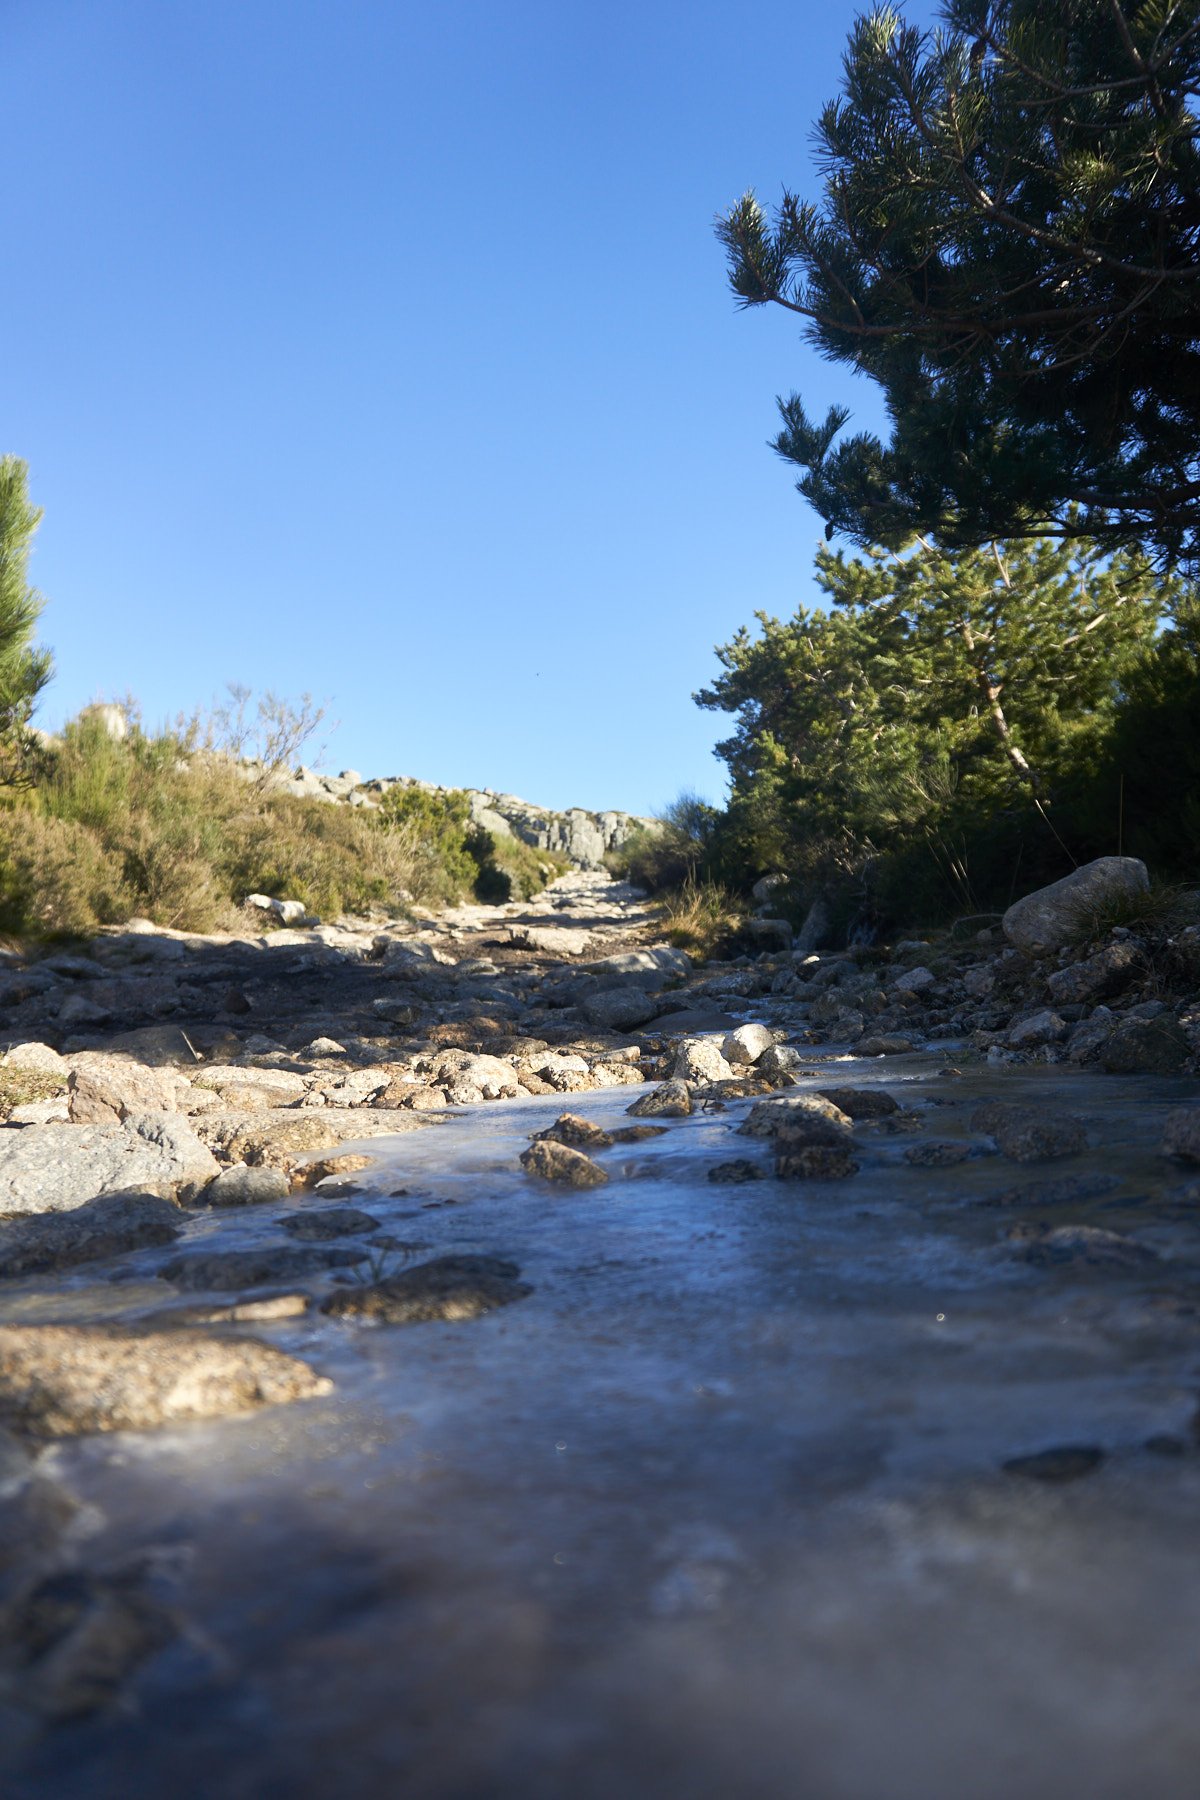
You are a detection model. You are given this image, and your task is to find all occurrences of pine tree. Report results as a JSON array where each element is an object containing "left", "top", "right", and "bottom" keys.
[
  {"left": 696, "top": 533, "right": 1172, "bottom": 911},
  {"left": 717, "top": 2, "right": 1200, "bottom": 569},
  {"left": 0, "top": 457, "right": 53, "bottom": 776}
]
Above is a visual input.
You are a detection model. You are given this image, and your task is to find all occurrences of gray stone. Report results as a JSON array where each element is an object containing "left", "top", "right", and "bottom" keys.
[
  {"left": 816, "top": 1087, "right": 899, "bottom": 1120},
  {"left": 627, "top": 1080, "right": 692, "bottom": 1119},
  {"left": 581, "top": 987, "right": 661, "bottom": 1031},
  {"left": 158, "top": 1245, "right": 367, "bottom": 1290},
  {"left": 856, "top": 1035, "right": 915, "bottom": 1058},
  {"left": 0, "top": 1116, "right": 220, "bottom": 1215},
  {"left": 1006, "top": 1009, "right": 1068, "bottom": 1049},
  {"left": 519, "top": 1140, "right": 608, "bottom": 1188},
  {"left": 904, "top": 1141, "right": 971, "bottom": 1168},
  {"left": 1163, "top": 1108, "right": 1200, "bottom": 1164},
  {"left": 198, "top": 1163, "right": 292, "bottom": 1207},
  {"left": 66, "top": 1055, "right": 191, "bottom": 1125},
  {"left": 757, "top": 1044, "right": 809, "bottom": 1080},
  {"left": 321, "top": 1253, "right": 531, "bottom": 1326},
  {"left": 1100, "top": 1015, "right": 1191, "bottom": 1075},
  {"left": 741, "top": 1094, "right": 854, "bottom": 1145},
  {"left": 970, "top": 1103, "right": 1086, "bottom": 1163},
  {"left": 793, "top": 899, "right": 831, "bottom": 955},
  {"left": 0, "top": 1193, "right": 182, "bottom": 1277},
  {"left": 280, "top": 1207, "right": 380, "bottom": 1240},
  {"left": 776, "top": 1145, "right": 859, "bottom": 1180},
  {"left": 580, "top": 951, "right": 688, "bottom": 996},
  {"left": 0, "top": 1043, "right": 68, "bottom": 1077},
  {"left": 508, "top": 925, "right": 592, "bottom": 957},
  {"left": 1002, "top": 857, "right": 1149, "bottom": 953},
  {"left": 721, "top": 1023, "right": 774, "bottom": 1066},
  {"left": 0, "top": 1323, "right": 331, "bottom": 1436},
  {"left": 1008, "top": 1223, "right": 1157, "bottom": 1268},
  {"left": 1046, "top": 941, "right": 1142, "bottom": 1005},
  {"left": 707, "top": 1159, "right": 767, "bottom": 1183},
  {"left": 671, "top": 1038, "right": 735, "bottom": 1084},
  {"left": 1003, "top": 1446, "right": 1104, "bottom": 1482},
  {"left": 892, "top": 966, "right": 936, "bottom": 995}
]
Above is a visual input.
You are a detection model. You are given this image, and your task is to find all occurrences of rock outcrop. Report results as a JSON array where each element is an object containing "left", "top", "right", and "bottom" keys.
[{"left": 268, "top": 768, "right": 652, "bottom": 870}]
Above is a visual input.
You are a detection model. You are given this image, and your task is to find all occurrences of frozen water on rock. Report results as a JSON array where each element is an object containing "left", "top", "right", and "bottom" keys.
[{"left": 4, "top": 1044, "right": 1200, "bottom": 1795}]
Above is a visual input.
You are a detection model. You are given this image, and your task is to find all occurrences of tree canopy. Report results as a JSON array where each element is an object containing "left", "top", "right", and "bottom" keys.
[
  {"left": 717, "top": 1, "right": 1200, "bottom": 569},
  {"left": 696, "top": 532, "right": 1176, "bottom": 914}
]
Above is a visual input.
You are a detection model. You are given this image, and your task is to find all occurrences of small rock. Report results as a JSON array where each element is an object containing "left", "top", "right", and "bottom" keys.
[
  {"left": 158, "top": 1245, "right": 367, "bottom": 1290},
  {"left": 670, "top": 1038, "right": 735, "bottom": 1083},
  {"left": 533, "top": 1113, "right": 615, "bottom": 1149},
  {"left": 721, "top": 1023, "right": 775, "bottom": 1066},
  {"left": 757, "top": 1044, "right": 808, "bottom": 1080},
  {"left": 321, "top": 1254, "right": 531, "bottom": 1325},
  {"left": 1163, "top": 1108, "right": 1200, "bottom": 1164},
  {"left": 0, "top": 1324, "right": 332, "bottom": 1436},
  {"left": 197, "top": 1163, "right": 292, "bottom": 1207},
  {"left": 856, "top": 1035, "right": 915, "bottom": 1058},
  {"left": 903, "top": 1141, "right": 971, "bottom": 1168},
  {"left": 1100, "top": 1016, "right": 1191, "bottom": 1075},
  {"left": 581, "top": 988, "right": 660, "bottom": 1031},
  {"left": 1, "top": 1042, "right": 68, "bottom": 1077},
  {"left": 295, "top": 1152, "right": 375, "bottom": 1188},
  {"left": 707, "top": 1159, "right": 766, "bottom": 1184},
  {"left": 816, "top": 1087, "right": 899, "bottom": 1120},
  {"left": 776, "top": 1145, "right": 859, "bottom": 1180},
  {"left": 519, "top": 1140, "right": 608, "bottom": 1188},
  {"left": 609, "top": 1124, "right": 668, "bottom": 1143},
  {"left": 1046, "top": 941, "right": 1141, "bottom": 1005},
  {"left": 741, "top": 1094, "right": 854, "bottom": 1145},
  {"left": 1007, "top": 1224, "right": 1157, "bottom": 1267},
  {"left": 280, "top": 1208, "right": 380, "bottom": 1241},
  {"left": 508, "top": 925, "right": 592, "bottom": 956},
  {"left": 1002, "top": 1446, "right": 1105, "bottom": 1482},
  {"left": 970, "top": 1103, "right": 1086, "bottom": 1163},
  {"left": 627, "top": 1081, "right": 691, "bottom": 1119},
  {"left": 972, "top": 1172, "right": 1121, "bottom": 1209},
  {"left": 1006, "top": 1009, "right": 1067, "bottom": 1050},
  {"left": 893, "top": 966, "right": 936, "bottom": 995},
  {"left": 148, "top": 1293, "right": 311, "bottom": 1326}
]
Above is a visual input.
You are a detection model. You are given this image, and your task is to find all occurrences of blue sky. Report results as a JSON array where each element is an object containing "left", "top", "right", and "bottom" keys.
[{"left": 4, "top": 0, "right": 934, "bottom": 815}]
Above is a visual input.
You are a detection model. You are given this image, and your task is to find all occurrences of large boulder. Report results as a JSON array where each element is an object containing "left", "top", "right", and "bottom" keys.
[
  {"left": 0, "top": 1116, "right": 220, "bottom": 1216},
  {"left": 1002, "top": 857, "right": 1149, "bottom": 953}
]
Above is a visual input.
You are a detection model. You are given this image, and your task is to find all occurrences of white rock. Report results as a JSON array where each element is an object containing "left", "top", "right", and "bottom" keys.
[
  {"left": 721, "top": 1023, "right": 774, "bottom": 1066},
  {"left": 671, "top": 1038, "right": 735, "bottom": 1083}
]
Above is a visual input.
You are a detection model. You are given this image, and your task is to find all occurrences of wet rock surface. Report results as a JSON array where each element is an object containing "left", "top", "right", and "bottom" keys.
[
  {"left": 0, "top": 1323, "right": 331, "bottom": 1435},
  {"left": 0, "top": 868, "right": 1198, "bottom": 1795},
  {"left": 320, "top": 1253, "right": 531, "bottom": 1325},
  {"left": 0, "top": 1192, "right": 182, "bottom": 1277}
]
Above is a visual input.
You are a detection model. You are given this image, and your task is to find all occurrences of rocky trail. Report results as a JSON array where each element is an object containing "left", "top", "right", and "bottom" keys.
[{"left": 1, "top": 861, "right": 1199, "bottom": 1797}]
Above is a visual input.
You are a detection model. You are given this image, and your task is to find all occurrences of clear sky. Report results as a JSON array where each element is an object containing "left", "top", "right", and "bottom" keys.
[{"left": 4, "top": 0, "right": 934, "bottom": 816}]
